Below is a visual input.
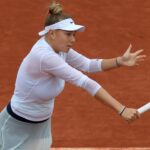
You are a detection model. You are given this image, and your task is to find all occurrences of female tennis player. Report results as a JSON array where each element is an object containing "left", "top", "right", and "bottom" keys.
[{"left": 0, "top": 1, "right": 146, "bottom": 149}]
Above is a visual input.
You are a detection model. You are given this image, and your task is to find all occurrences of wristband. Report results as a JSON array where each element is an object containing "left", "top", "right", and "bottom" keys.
[
  {"left": 116, "top": 57, "right": 120, "bottom": 67},
  {"left": 119, "top": 106, "right": 126, "bottom": 116}
]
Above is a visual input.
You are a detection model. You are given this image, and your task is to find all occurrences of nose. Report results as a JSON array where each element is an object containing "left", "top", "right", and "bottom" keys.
[{"left": 70, "top": 35, "right": 76, "bottom": 43}]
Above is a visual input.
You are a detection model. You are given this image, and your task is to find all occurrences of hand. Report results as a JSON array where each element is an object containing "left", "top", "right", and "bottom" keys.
[
  {"left": 121, "top": 108, "right": 140, "bottom": 123},
  {"left": 118, "top": 44, "right": 146, "bottom": 66}
]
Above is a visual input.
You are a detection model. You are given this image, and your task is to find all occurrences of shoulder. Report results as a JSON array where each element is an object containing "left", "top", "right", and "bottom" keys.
[{"left": 31, "top": 37, "right": 55, "bottom": 55}]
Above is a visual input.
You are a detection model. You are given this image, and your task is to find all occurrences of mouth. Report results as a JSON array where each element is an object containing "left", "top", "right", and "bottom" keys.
[
  {"left": 67, "top": 45, "right": 72, "bottom": 48},
  {"left": 67, "top": 46, "right": 71, "bottom": 49}
]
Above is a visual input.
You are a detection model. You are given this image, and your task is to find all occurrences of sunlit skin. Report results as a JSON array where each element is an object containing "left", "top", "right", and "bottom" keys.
[{"left": 45, "top": 30, "right": 76, "bottom": 53}]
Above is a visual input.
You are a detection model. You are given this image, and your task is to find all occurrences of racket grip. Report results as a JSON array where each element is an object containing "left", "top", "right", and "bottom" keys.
[{"left": 137, "top": 102, "right": 150, "bottom": 114}]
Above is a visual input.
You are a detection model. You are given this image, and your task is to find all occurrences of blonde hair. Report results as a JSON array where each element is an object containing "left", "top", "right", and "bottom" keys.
[{"left": 44, "top": 1, "right": 71, "bottom": 26}]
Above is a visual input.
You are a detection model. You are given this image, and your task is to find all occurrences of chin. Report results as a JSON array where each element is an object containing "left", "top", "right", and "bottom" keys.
[{"left": 63, "top": 48, "right": 70, "bottom": 53}]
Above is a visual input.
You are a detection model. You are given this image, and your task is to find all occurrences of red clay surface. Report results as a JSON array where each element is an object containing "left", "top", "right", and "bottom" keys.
[{"left": 0, "top": 0, "right": 150, "bottom": 148}]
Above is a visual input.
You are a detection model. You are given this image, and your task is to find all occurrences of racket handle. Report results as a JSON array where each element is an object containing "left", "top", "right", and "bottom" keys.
[{"left": 137, "top": 102, "right": 150, "bottom": 114}]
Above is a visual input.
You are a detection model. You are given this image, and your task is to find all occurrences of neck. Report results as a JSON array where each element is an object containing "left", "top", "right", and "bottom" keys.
[{"left": 44, "top": 36, "right": 59, "bottom": 53}]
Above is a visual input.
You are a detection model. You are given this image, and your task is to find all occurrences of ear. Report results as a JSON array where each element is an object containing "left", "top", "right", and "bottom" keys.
[{"left": 48, "top": 30, "right": 56, "bottom": 39}]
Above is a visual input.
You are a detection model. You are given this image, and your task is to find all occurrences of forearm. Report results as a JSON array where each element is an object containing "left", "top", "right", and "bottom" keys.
[
  {"left": 101, "top": 57, "right": 121, "bottom": 71},
  {"left": 101, "top": 45, "right": 146, "bottom": 71},
  {"left": 94, "top": 87, "right": 124, "bottom": 113}
]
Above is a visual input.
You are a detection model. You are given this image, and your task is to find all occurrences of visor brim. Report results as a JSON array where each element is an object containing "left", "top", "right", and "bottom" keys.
[
  {"left": 60, "top": 25, "right": 85, "bottom": 32},
  {"left": 38, "top": 25, "right": 85, "bottom": 36}
]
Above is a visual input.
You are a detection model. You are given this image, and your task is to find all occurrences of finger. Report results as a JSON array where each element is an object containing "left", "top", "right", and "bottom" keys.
[
  {"left": 134, "top": 49, "right": 144, "bottom": 56},
  {"left": 131, "top": 113, "right": 137, "bottom": 120},
  {"left": 136, "top": 58, "right": 145, "bottom": 62},
  {"left": 136, "top": 55, "right": 146, "bottom": 59},
  {"left": 135, "top": 63, "right": 139, "bottom": 66},
  {"left": 130, "top": 111, "right": 137, "bottom": 118},
  {"left": 126, "top": 44, "right": 132, "bottom": 53},
  {"left": 127, "top": 118, "right": 134, "bottom": 123},
  {"left": 136, "top": 111, "right": 141, "bottom": 118},
  {"left": 135, "top": 56, "right": 146, "bottom": 63},
  {"left": 130, "top": 116, "right": 137, "bottom": 122},
  {"left": 134, "top": 114, "right": 138, "bottom": 120},
  {"left": 132, "top": 111, "right": 140, "bottom": 120},
  {"left": 125, "top": 118, "right": 131, "bottom": 123}
]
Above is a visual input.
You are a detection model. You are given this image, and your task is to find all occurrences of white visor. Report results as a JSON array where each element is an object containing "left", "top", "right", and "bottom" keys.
[{"left": 38, "top": 18, "right": 85, "bottom": 36}]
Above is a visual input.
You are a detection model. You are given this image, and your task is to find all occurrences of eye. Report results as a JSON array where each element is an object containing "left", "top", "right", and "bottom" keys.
[
  {"left": 66, "top": 33, "right": 71, "bottom": 36},
  {"left": 65, "top": 32, "right": 72, "bottom": 36},
  {"left": 73, "top": 32, "right": 76, "bottom": 36},
  {"left": 65, "top": 31, "right": 76, "bottom": 37}
]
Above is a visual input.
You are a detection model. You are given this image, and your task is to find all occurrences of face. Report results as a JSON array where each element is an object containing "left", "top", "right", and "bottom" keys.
[{"left": 49, "top": 30, "right": 76, "bottom": 53}]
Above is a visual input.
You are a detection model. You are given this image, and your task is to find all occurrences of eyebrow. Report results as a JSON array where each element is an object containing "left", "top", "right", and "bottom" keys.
[{"left": 65, "top": 31, "right": 76, "bottom": 34}]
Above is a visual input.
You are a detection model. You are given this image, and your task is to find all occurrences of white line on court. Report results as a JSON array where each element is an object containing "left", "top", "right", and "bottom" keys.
[{"left": 51, "top": 148, "right": 150, "bottom": 150}]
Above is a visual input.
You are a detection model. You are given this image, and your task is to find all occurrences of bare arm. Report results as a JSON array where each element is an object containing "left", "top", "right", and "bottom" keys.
[
  {"left": 94, "top": 87, "right": 140, "bottom": 122},
  {"left": 95, "top": 87, "right": 123, "bottom": 112},
  {"left": 101, "top": 44, "right": 146, "bottom": 71},
  {"left": 101, "top": 58, "right": 119, "bottom": 71}
]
